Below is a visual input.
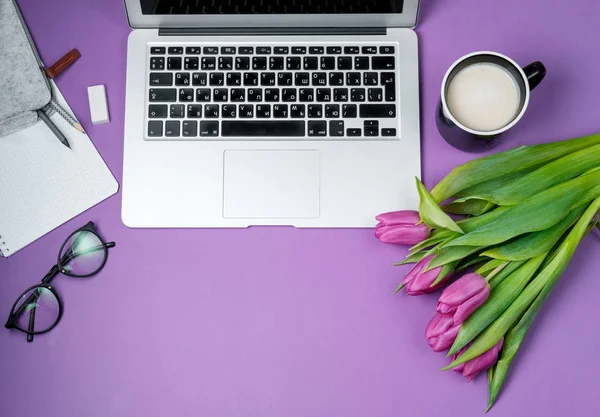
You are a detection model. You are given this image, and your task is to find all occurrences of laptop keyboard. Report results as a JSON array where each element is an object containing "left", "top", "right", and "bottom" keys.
[{"left": 146, "top": 43, "right": 400, "bottom": 140}]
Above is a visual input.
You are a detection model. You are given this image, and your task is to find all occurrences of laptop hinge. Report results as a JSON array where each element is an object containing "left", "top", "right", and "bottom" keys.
[{"left": 159, "top": 27, "right": 386, "bottom": 36}]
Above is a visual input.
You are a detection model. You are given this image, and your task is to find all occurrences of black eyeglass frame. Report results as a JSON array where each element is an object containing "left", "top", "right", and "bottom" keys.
[{"left": 4, "top": 222, "right": 115, "bottom": 342}]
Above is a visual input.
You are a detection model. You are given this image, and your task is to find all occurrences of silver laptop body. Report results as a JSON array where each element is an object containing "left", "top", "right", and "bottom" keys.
[{"left": 122, "top": 0, "right": 421, "bottom": 227}]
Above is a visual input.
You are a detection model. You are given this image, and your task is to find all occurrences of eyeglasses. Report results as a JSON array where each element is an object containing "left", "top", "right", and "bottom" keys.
[{"left": 5, "top": 222, "right": 115, "bottom": 342}]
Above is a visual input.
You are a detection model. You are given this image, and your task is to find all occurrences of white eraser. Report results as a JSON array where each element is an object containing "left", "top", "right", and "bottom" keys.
[{"left": 87, "top": 85, "right": 110, "bottom": 125}]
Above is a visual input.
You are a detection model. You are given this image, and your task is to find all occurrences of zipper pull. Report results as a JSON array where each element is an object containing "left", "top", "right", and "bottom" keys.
[{"left": 45, "top": 49, "right": 81, "bottom": 79}]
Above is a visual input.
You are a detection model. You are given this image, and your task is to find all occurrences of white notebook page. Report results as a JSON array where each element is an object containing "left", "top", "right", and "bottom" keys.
[{"left": 0, "top": 81, "right": 118, "bottom": 256}]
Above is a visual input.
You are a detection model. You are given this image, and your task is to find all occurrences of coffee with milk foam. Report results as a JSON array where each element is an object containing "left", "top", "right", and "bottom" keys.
[{"left": 446, "top": 63, "right": 521, "bottom": 133}]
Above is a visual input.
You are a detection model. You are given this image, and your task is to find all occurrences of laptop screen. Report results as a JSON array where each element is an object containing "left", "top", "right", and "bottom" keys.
[{"left": 139, "top": 0, "right": 404, "bottom": 15}]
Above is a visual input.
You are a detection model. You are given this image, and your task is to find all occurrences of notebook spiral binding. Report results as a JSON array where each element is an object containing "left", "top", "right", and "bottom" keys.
[{"left": 0, "top": 234, "right": 7, "bottom": 257}]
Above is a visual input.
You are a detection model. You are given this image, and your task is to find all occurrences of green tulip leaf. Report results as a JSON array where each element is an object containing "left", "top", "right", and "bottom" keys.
[
  {"left": 443, "top": 198, "right": 496, "bottom": 216},
  {"left": 416, "top": 178, "right": 463, "bottom": 234}
]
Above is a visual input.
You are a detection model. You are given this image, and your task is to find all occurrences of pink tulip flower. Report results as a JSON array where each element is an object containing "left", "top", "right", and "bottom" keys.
[
  {"left": 401, "top": 255, "right": 450, "bottom": 296},
  {"left": 452, "top": 339, "right": 504, "bottom": 382},
  {"left": 375, "top": 211, "right": 430, "bottom": 245}
]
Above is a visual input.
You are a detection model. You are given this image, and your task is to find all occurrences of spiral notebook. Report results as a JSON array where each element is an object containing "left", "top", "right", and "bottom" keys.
[{"left": 0, "top": 81, "right": 118, "bottom": 257}]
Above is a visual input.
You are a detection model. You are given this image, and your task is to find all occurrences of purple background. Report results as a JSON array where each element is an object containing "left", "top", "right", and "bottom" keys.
[{"left": 1, "top": 1, "right": 600, "bottom": 416}]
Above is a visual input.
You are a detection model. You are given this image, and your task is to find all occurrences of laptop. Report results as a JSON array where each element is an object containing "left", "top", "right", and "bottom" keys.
[{"left": 122, "top": 0, "right": 421, "bottom": 228}]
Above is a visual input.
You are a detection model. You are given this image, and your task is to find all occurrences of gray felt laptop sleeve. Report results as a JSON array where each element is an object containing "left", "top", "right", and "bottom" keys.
[{"left": 0, "top": 0, "right": 52, "bottom": 137}]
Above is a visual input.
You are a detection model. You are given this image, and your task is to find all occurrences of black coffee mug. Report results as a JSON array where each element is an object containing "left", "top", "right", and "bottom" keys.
[{"left": 436, "top": 51, "right": 546, "bottom": 152}]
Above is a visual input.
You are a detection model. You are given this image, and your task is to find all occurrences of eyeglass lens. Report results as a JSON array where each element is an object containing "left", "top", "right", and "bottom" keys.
[
  {"left": 60, "top": 231, "right": 106, "bottom": 276},
  {"left": 12, "top": 287, "right": 60, "bottom": 333}
]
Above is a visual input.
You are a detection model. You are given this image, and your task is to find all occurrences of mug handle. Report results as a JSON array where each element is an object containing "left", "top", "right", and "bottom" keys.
[{"left": 523, "top": 61, "right": 546, "bottom": 90}]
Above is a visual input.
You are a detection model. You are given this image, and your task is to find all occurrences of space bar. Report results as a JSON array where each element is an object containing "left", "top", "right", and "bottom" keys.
[{"left": 222, "top": 121, "right": 305, "bottom": 137}]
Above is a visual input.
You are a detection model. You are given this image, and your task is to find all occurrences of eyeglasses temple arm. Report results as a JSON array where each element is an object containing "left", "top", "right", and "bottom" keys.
[{"left": 26, "top": 294, "right": 38, "bottom": 343}]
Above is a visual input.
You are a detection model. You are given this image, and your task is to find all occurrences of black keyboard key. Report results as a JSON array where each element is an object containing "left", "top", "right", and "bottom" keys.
[
  {"left": 265, "top": 88, "right": 280, "bottom": 102},
  {"left": 184, "top": 57, "right": 199, "bottom": 70},
  {"left": 221, "top": 46, "right": 236, "bottom": 55},
  {"left": 287, "top": 57, "right": 302, "bottom": 70},
  {"left": 270, "top": 57, "right": 284, "bottom": 70},
  {"left": 380, "top": 46, "right": 396, "bottom": 54},
  {"left": 292, "top": 46, "right": 307, "bottom": 54},
  {"left": 347, "top": 72, "right": 361, "bottom": 86},
  {"left": 239, "top": 47, "right": 254, "bottom": 55},
  {"left": 273, "top": 104, "right": 289, "bottom": 118},
  {"left": 185, "top": 47, "right": 201, "bottom": 55},
  {"left": 364, "top": 72, "right": 378, "bottom": 86},
  {"left": 312, "top": 72, "right": 327, "bottom": 86},
  {"left": 222, "top": 104, "right": 237, "bottom": 118},
  {"left": 253, "top": 57, "right": 267, "bottom": 70},
  {"left": 150, "top": 57, "right": 165, "bottom": 70},
  {"left": 170, "top": 104, "right": 185, "bottom": 118},
  {"left": 299, "top": 88, "right": 314, "bottom": 102},
  {"left": 148, "top": 121, "right": 163, "bottom": 137},
  {"left": 330, "top": 120, "right": 344, "bottom": 136},
  {"left": 337, "top": 57, "right": 352, "bottom": 70},
  {"left": 320, "top": 57, "right": 335, "bottom": 70},
  {"left": 362, "top": 46, "right": 378, "bottom": 54},
  {"left": 326, "top": 46, "right": 342, "bottom": 54},
  {"left": 256, "top": 46, "right": 272, "bottom": 54},
  {"left": 317, "top": 88, "right": 331, "bottom": 102},
  {"left": 382, "top": 72, "right": 396, "bottom": 101},
  {"left": 148, "top": 105, "right": 168, "bottom": 118},
  {"left": 175, "top": 72, "right": 190, "bottom": 86},
  {"left": 222, "top": 121, "right": 305, "bottom": 137},
  {"left": 204, "top": 104, "right": 219, "bottom": 118},
  {"left": 274, "top": 46, "right": 289, "bottom": 54},
  {"left": 151, "top": 47, "right": 166, "bottom": 55},
  {"left": 329, "top": 72, "right": 344, "bottom": 86},
  {"left": 201, "top": 57, "right": 216, "bottom": 70},
  {"left": 290, "top": 104, "right": 306, "bottom": 118},
  {"left": 342, "top": 104, "right": 357, "bottom": 118},
  {"left": 308, "top": 121, "right": 327, "bottom": 137},
  {"left": 230, "top": 89, "right": 246, "bottom": 102},
  {"left": 213, "top": 88, "right": 228, "bottom": 102},
  {"left": 334, "top": 88, "right": 349, "bottom": 102},
  {"left": 360, "top": 104, "right": 397, "bottom": 118},
  {"left": 325, "top": 104, "right": 340, "bottom": 119},
  {"left": 261, "top": 73, "right": 277, "bottom": 86},
  {"left": 192, "top": 72, "right": 207, "bottom": 86},
  {"left": 187, "top": 105, "right": 202, "bottom": 118},
  {"left": 165, "top": 120, "right": 180, "bottom": 137},
  {"left": 239, "top": 104, "right": 254, "bottom": 118},
  {"left": 351, "top": 88, "right": 366, "bottom": 102},
  {"left": 149, "top": 88, "right": 177, "bottom": 102},
  {"left": 365, "top": 128, "right": 379, "bottom": 137},
  {"left": 227, "top": 72, "right": 242, "bottom": 86},
  {"left": 295, "top": 72, "right": 310, "bottom": 86},
  {"left": 368, "top": 88, "right": 383, "bottom": 102},
  {"left": 325, "top": 104, "right": 340, "bottom": 118},
  {"left": 282, "top": 88, "right": 297, "bottom": 102},
  {"left": 355, "top": 57, "right": 370, "bottom": 70},
  {"left": 200, "top": 121, "right": 219, "bottom": 137},
  {"left": 347, "top": 128, "right": 361, "bottom": 137},
  {"left": 182, "top": 120, "right": 198, "bottom": 137},
  {"left": 382, "top": 128, "right": 397, "bottom": 137},
  {"left": 168, "top": 47, "right": 183, "bottom": 55},
  {"left": 218, "top": 57, "right": 233, "bottom": 70},
  {"left": 309, "top": 46, "right": 325, "bottom": 54},
  {"left": 203, "top": 46, "right": 218, "bottom": 55},
  {"left": 372, "top": 56, "right": 396, "bottom": 70},
  {"left": 235, "top": 57, "right": 250, "bottom": 70},
  {"left": 304, "top": 57, "right": 318, "bottom": 70},
  {"left": 167, "top": 57, "right": 182, "bottom": 70},
  {"left": 150, "top": 73, "right": 173, "bottom": 86},
  {"left": 209, "top": 73, "right": 225, "bottom": 86},
  {"left": 195, "top": 88, "right": 211, "bottom": 102},
  {"left": 244, "top": 73, "right": 259, "bottom": 86},
  {"left": 256, "top": 104, "right": 272, "bottom": 118},
  {"left": 179, "top": 87, "right": 196, "bottom": 103},
  {"left": 308, "top": 104, "right": 323, "bottom": 118},
  {"left": 248, "top": 88, "right": 263, "bottom": 102},
  {"left": 344, "top": 46, "right": 360, "bottom": 54},
  {"left": 278, "top": 72, "right": 293, "bottom": 86}
]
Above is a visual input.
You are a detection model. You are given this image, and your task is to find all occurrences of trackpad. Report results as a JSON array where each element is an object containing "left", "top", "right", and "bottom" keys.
[{"left": 223, "top": 150, "right": 320, "bottom": 219}]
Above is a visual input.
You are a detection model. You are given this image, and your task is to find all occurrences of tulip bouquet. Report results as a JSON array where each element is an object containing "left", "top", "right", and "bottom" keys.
[{"left": 376, "top": 133, "right": 600, "bottom": 411}]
